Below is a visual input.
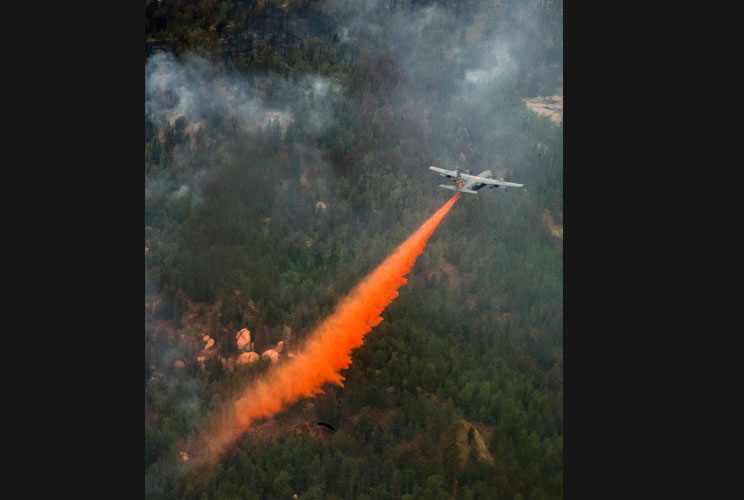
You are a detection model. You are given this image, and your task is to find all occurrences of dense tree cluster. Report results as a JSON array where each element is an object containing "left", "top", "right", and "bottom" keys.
[{"left": 146, "top": 0, "right": 562, "bottom": 498}]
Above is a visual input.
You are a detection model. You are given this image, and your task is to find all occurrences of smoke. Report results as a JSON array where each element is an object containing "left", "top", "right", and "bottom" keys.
[
  {"left": 168, "top": 184, "right": 190, "bottom": 200},
  {"left": 463, "top": 42, "right": 517, "bottom": 86},
  {"left": 191, "top": 192, "right": 460, "bottom": 465},
  {"left": 314, "top": 0, "right": 561, "bottom": 175},
  {"left": 325, "top": 2, "right": 518, "bottom": 88},
  {"left": 145, "top": 52, "right": 339, "bottom": 134},
  {"left": 146, "top": 52, "right": 266, "bottom": 130},
  {"left": 145, "top": 53, "right": 341, "bottom": 210}
]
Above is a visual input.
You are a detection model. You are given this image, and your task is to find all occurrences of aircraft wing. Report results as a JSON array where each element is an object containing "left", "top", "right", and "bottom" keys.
[
  {"left": 439, "top": 184, "right": 478, "bottom": 194},
  {"left": 429, "top": 166, "right": 458, "bottom": 178},
  {"left": 460, "top": 172, "right": 524, "bottom": 187}
]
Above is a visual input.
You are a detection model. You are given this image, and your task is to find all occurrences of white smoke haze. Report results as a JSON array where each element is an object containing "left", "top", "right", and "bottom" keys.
[
  {"left": 296, "top": 74, "right": 341, "bottom": 135},
  {"left": 331, "top": 3, "right": 450, "bottom": 66},
  {"left": 324, "top": 0, "right": 559, "bottom": 96},
  {"left": 169, "top": 184, "right": 190, "bottom": 200},
  {"left": 314, "top": 0, "right": 560, "bottom": 173},
  {"left": 320, "top": 1, "right": 518, "bottom": 110},
  {"left": 145, "top": 176, "right": 168, "bottom": 202},
  {"left": 146, "top": 52, "right": 277, "bottom": 133},
  {"left": 145, "top": 52, "right": 343, "bottom": 208},
  {"left": 145, "top": 167, "right": 207, "bottom": 208},
  {"left": 145, "top": 52, "right": 340, "bottom": 137},
  {"left": 146, "top": 53, "right": 214, "bottom": 125},
  {"left": 464, "top": 41, "right": 517, "bottom": 86}
]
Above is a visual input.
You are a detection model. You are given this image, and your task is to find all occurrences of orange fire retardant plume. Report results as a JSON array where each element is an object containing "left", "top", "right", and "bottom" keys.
[{"left": 196, "top": 192, "right": 460, "bottom": 465}]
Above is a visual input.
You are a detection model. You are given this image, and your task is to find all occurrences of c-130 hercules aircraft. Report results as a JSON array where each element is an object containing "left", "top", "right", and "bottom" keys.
[{"left": 429, "top": 165, "right": 524, "bottom": 194}]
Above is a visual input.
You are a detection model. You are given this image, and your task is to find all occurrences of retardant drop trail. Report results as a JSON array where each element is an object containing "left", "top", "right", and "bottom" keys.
[{"left": 196, "top": 192, "right": 460, "bottom": 465}]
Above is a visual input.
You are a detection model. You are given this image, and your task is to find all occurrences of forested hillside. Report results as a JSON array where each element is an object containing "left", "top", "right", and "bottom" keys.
[{"left": 145, "top": 1, "right": 562, "bottom": 499}]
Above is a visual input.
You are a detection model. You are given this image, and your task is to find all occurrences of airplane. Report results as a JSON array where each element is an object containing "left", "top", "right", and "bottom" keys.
[{"left": 429, "top": 165, "right": 524, "bottom": 194}]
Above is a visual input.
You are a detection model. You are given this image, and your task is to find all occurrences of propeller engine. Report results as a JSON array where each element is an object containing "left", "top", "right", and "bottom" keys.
[{"left": 488, "top": 174, "right": 506, "bottom": 189}]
